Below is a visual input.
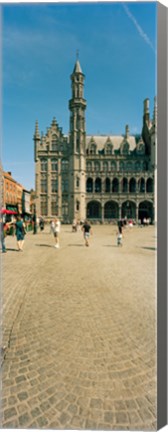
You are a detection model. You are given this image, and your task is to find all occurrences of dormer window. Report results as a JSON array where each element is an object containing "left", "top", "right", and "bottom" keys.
[
  {"left": 90, "top": 144, "right": 96, "bottom": 155},
  {"left": 105, "top": 144, "right": 112, "bottom": 155},
  {"left": 121, "top": 141, "right": 129, "bottom": 155}
]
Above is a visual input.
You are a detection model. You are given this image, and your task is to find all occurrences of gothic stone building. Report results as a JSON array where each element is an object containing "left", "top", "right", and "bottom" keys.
[{"left": 34, "top": 60, "right": 156, "bottom": 224}]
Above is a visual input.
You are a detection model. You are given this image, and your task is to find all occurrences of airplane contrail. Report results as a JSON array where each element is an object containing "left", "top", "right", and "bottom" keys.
[{"left": 122, "top": 3, "right": 156, "bottom": 54}]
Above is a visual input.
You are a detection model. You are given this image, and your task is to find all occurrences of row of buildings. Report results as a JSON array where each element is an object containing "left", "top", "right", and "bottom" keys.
[
  {"left": 0, "top": 168, "right": 35, "bottom": 219},
  {"left": 34, "top": 59, "right": 156, "bottom": 224}
]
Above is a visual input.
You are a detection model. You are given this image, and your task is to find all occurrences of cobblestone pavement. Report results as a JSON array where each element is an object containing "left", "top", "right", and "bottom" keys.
[{"left": 0, "top": 225, "right": 157, "bottom": 430}]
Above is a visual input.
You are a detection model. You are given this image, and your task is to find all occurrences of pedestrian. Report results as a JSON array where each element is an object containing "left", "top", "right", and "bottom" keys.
[
  {"left": 72, "top": 218, "right": 77, "bottom": 232},
  {"left": 39, "top": 217, "right": 44, "bottom": 231},
  {"left": 117, "top": 224, "right": 123, "bottom": 246},
  {"left": 82, "top": 220, "right": 92, "bottom": 247},
  {"left": 51, "top": 217, "right": 61, "bottom": 248},
  {"left": 15, "top": 215, "right": 26, "bottom": 251},
  {"left": 0, "top": 217, "right": 7, "bottom": 253},
  {"left": 49, "top": 220, "right": 53, "bottom": 233}
]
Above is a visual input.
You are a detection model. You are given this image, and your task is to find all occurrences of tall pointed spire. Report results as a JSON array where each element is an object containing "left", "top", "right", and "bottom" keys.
[
  {"left": 73, "top": 59, "right": 82, "bottom": 74},
  {"left": 72, "top": 50, "right": 82, "bottom": 74}
]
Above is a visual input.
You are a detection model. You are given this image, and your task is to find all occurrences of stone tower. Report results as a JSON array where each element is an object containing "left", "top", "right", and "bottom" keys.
[
  {"left": 150, "top": 97, "right": 157, "bottom": 224},
  {"left": 68, "top": 59, "right": 87, "bottom": 222},
  {"left": 33, "top": 120, "right": 41, "bottom": 215}
]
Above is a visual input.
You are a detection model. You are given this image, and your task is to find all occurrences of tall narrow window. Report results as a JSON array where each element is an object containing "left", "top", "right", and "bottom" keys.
[
  {"left": 41, "top": 179, "right": 47, "bottom": 193},
  {"left": 41, "top": 159, "right": 47, "bottom": 172},
  {"left": 51, "top": 179, "right": 58, "bottom": 193},
  {"left": 52, "top": 135, "right": 58, "bottom": 151},
  {"left": 51, "top": 159, "right": 58, "bottom": 171},
  {"left": 41, "top": 196, "right": 47, "bottom": 216}
]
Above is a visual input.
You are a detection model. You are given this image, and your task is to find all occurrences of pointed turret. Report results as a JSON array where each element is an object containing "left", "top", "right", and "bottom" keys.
[
  {"left": 51, "top": 117, "right": 57, "bottom": 127},
  {"left": 34, "top": 120, "right": 40, "bottom": 140},
  {"left": 143, "top": 98, "right": 150, "bottom": 126},
  {"left": 73, "top": 59, "right": 83, "bottom": 74},
  {"left": 125, "top": 124, "right": 129, "bottom": 139}
]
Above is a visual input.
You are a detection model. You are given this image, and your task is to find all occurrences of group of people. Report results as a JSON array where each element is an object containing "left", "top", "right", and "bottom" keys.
[
  {"left": 0, "top": 215, "right": 26, "bottom": 253},
  {"left": 1, "top": 213, "right": 141, "bottom": 253},
  {"left": 49, "top": 218, "right": 93, "bottom": 248}
]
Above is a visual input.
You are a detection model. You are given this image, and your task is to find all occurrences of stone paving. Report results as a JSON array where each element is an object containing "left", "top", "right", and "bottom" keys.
[{"left": 0, "top": 224, "right": 157, "bottom": 429}]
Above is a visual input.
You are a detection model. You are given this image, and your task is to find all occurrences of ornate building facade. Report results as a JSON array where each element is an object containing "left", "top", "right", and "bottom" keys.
[{"left": 34, "top": 60, "right": 156, "bottom": 224}]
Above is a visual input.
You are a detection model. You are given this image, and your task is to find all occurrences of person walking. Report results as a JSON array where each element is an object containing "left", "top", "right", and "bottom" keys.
[
  {"left": 15, "top": 215, "right": 26, "bottom": 251},
  {"left": 117, "top": 223, "right": 123, "bottom": 246},
  {"left": 82, "top": 220, "right": 92, "bottom": 247},
  {"left": 51, "top": 217, "right": 61, "bottom": 248},
  {"left": 0, "top": 217, "right": 7, "bottom": 253}
]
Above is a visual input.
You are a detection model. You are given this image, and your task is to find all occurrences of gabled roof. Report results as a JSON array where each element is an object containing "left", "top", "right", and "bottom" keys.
[{"left": 86, "top": 135, "right": 137, "bottom": 152}]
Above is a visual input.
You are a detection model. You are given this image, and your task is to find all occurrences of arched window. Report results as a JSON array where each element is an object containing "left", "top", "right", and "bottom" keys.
[
  {"left": 129, "top": 178, "right": 136, "bottom": 193},
  {"left": 138, "top": 178, "right": 145, "bottom": 193},
  {"left": 112, "top": 178, "right": 119, "bottom": 193},
  {"left": 86, "top": 178, "right": 93, "bottom": 193},
  {"left": 146, "top": 178, "right": 153, "bottom": 193},
  {"left": 105, "top": 178, "right": 111, "bottom": 193},
  {"left": 76, "top": 177, "right": 80, "bottom": 188},
  {"left": 95, "top": 178, "right": 102, "bottom": 193},
  {"left": 122, "top": 177, "right": 128, "bottom": 193}
]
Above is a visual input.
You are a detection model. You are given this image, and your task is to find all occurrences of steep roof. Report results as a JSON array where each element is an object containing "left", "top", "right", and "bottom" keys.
[
  {"left": 73, "top": 60, "right": 83, "bottom": 74},
  {"left": 86, "top": 135, "right": 137, "bottom": 152}
]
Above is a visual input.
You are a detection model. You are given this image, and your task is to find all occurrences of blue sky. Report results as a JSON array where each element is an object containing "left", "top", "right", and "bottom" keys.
[{"left": 1, "top": 2, "right": 157, "bottom": 190}]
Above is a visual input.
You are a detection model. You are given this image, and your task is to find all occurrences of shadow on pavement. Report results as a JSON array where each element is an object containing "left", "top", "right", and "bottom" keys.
[
  {"left": 6, "top": 248, "right": 19, "bottom": 252},
  {"left": 141, "top": 246, "right": 156, "bottom": 251},
  {"left": 103, "top": 245, "right": 118, "bottom": 247},
  {"left": 35, "top": 244, "right": 54, "bottom": 248},
  {"left": 68, "top": 244, "right": 83, "bottom": 247}
]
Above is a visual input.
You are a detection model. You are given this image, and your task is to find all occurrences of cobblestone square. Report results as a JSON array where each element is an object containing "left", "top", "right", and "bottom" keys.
[{"left": 0, "top": 225, "right": 157, "bottom": 429}]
